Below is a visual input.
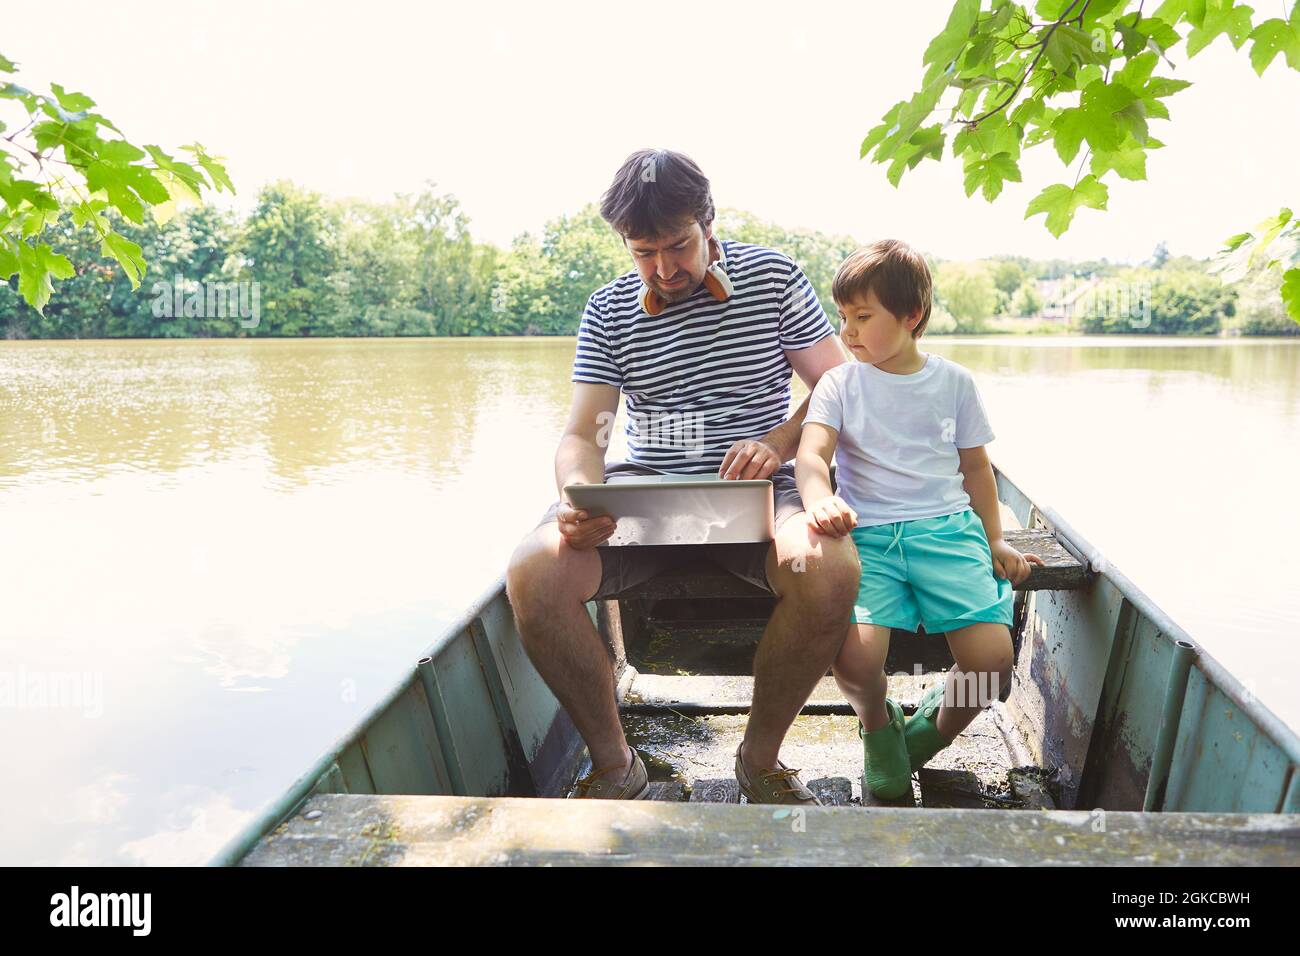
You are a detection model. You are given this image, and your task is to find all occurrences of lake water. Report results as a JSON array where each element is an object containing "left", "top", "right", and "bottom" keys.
[{"left": 1, "top": 335, "right": 1297, "bottom": 864}]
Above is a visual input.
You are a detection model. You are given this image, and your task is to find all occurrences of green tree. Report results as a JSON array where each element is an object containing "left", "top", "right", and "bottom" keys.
[
  {"left": 496, "top": 204, "right": 627, "bottom": 335},
  {"left": 988, "top": 257, "right": 1028, "bottom": 297},
  {"left": 493, "top": 233, "right": 556, "bottom": 335},
  {"left": 717, "top": 208, "right": 859, "bottom": 319},
  {"left": 859, "top": 0, "right": 1300, "bottom": 323},
  {"left": 406, "top": 187, "right": 500, "bottom": 336},
  {"left": 936, "top": 261, "right": 998, "bottom": 330},
  {"left": 1, "top": 204, "right": 241, "bottom": 338},
  {"left": 1080, "top": 267, "right": 1235, "bottom": 333},
  {"left": 106, "top": 205, "right": 242, "bottom": 338},
  {"left": 240, "top": 181, "right": 337, "bottom": 336},
  {"left": 327, "top": 197, "right": 424, "bottom": 336},
  {"left": 1010, "top": 278, "right": 1043, "bottom": 315}
]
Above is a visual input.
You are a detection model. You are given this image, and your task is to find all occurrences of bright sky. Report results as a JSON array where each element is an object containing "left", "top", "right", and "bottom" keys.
[{"left": 12, "top": 0, "right": 1300, "bottom": 262}]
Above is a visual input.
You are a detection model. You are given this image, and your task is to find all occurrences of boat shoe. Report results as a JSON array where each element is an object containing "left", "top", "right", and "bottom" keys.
[
  {"left": 572, "top": 747, "right": 650, "bottom": 799},
  {"left": 734, "top": 743, "right": 822, "bottom": 806},
  {"left": 905, "top": 681, "right": 955, "bottom": 772},
  {"left": 859, "top": 697, "right": 912, "bottom": 799}
]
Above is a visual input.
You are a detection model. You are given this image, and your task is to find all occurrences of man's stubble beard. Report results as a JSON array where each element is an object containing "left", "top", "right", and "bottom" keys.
[
  {"left": 656, "top": 248, "right": 710, "bottom": 304},
  {"left": 658, "top": 281, "right": 700, "bottom": 305}
]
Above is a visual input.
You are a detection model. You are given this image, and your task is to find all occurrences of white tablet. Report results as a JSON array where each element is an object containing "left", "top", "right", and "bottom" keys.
[{"left": 562, "top": 476, "right": 774, "bottom": 546}]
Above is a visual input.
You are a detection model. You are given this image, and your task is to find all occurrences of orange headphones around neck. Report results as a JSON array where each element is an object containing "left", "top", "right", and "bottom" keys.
[{"left": 638, "top": 237, "right": 735, "bottom": 316}]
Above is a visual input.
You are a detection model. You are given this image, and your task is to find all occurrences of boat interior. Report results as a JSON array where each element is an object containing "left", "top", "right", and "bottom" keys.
[{"left": 226, "top": 469, "right": 1300, "bottom": 866}]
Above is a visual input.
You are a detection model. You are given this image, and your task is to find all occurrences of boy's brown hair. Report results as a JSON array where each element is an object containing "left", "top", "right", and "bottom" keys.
[
  {"left": 599, "top": 148, "right": 715, "bottom": 240},
  {"left": 832, "top": 239, "right": 933, "bottom": 337}
]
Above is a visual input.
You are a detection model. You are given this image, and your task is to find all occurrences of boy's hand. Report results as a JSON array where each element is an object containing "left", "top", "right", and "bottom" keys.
[
  {"left": 556, "top": 503, "right": 616, "bottom": 550},
  {"left": 990, "top": 538, "right": 1045, "bottom": 586},
  {"left": 806, "top": 495, "right": 858, "bottom": 537}
]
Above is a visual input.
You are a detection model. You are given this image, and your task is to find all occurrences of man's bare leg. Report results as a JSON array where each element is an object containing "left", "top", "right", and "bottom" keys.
[
  {"left": 740, "top": 514, "right": 860, "bottom": 772},
  {"left": 505, "top": 521, "right": 630, "bottom": 773}
]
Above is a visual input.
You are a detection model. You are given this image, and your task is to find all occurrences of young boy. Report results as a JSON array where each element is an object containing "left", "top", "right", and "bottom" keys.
[{"left": 795, "top": 239, "right": 1043, "bottom": 800}]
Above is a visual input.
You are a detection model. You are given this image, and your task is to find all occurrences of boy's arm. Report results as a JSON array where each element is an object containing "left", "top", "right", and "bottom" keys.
[
  {"left": 797, "top": 422, "right": 857, "bottom": 536},
  {"left": 957, "top": 444, "right": 1043, "bottom": 585},
  {"left": 796, "top": 421, "right": 837, "bottom": 503}
]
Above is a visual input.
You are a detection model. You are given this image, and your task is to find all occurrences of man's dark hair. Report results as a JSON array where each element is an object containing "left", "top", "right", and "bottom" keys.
[{"left": 599, "top": 149, "right": 715, "bottom": 240}]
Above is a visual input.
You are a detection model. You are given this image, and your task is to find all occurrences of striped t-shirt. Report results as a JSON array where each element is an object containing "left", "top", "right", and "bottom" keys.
[{"left": 572, "top": 238, "right": 835, "bottom": 474}]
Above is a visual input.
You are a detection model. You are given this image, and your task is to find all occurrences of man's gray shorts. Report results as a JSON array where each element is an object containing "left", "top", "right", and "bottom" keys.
[{"left": 535, "top": 460, "right": 836, "bottom": 602}]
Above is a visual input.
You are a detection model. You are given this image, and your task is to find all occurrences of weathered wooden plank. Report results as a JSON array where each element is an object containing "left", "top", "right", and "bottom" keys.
[
  {"left": 615, "top": 530, "right": 1081, "bottom": 604},
  {"left": 1003, "top": 529, "right": 1085, "bottom": 591},
  {"left": 622, "top": 673, "right": 941, "bottom": 716},
  {"left": 622, "top": 564, "right": 773, "bottom": 602},
  {"left": 625, "top": 675, "right": 842, "bottom": 714},
  {"left": 689, "top": 778, "right": 740, "bottom": 803},
  {"left": 241, "top": 794, "right": 1300, "bottom": 867}
]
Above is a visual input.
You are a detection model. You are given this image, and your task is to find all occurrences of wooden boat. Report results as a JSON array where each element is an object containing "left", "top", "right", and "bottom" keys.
[{"left": 215, "top": 467, "right": 1300, "bottom": 866}]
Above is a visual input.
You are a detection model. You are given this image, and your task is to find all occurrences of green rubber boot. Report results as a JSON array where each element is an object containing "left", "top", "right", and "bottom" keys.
[
  {"left": 905, "top": 681, "right": 955, "bottom": 772},
  {"left": 859, "top": 698, "right": 911, "bottom": 800}
]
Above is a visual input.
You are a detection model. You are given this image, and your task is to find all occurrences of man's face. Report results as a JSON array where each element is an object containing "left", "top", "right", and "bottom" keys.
[{"left": 625, "top": 219, "right": 712, "bottom": 305}]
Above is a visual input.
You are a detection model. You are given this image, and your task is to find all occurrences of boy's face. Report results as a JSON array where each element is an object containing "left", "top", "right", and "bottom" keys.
[
  {"left": 625, "top": 218, "right": 712, "bottom": 305},
  {"left": 835, "top": 286, "right": 922, "bottom": 365}
]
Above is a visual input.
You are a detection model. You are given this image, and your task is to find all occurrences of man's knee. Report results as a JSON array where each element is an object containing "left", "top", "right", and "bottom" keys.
[
  {"left": 768, "top": 519, "right": 860, "bottom": 608},
  {"left": 505, "top": 523, "right": 601, "bottom": 618}
]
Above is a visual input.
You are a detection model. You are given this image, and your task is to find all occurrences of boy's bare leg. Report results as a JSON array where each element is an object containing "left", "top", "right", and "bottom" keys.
[
  {"left": 832, "top": 623, "right": 892, "bottom": 731},
  {"left": 740, "top": 516, "right": 860, "bottom": 772},
  {"left": 505, "top": 521, "right": 630, "bottom": 773},
  {"left": 936, "top": 621, "right": 1015, "bottom": 740}
]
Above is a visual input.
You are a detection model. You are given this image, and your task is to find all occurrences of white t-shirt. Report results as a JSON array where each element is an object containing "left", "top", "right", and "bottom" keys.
[{"left": 803, "top": 353, "right": 995, "bottom": 527}]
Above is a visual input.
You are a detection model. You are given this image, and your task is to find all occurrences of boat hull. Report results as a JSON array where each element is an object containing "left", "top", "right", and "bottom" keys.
[{"left": 213, "top": 467, "right": 1300, "bottom": 865}]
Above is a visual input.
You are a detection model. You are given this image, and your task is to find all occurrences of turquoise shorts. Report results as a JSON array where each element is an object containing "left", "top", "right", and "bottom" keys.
[{"left": 849, "top": 509, "right": 1013, "bottom": 634}]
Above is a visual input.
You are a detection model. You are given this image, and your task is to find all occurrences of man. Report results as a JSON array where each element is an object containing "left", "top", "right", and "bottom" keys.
[{"left": 505, "top": 148, "right": 857, "bottom": 805}]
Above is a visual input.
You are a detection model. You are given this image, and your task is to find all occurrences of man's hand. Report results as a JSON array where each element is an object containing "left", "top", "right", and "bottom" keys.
[
  {"left": 806, "top": 495, "right": 858, "bottom": 537},
  {"left": 719, "top": 439, "right": 781, "bottom": 480},
  {"left": 990, "top": 538, "right": 1045, "bottom": 586},
  {"left": 557, "top": 504, "right": 616, "bottom": 551}
]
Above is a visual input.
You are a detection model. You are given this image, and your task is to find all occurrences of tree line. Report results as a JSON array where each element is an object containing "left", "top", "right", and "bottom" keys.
[{"left": 2, "top": 180, "right": 1292, "bottom": 339}]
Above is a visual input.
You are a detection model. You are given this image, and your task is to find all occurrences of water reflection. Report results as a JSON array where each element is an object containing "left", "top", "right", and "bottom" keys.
[{"left": 2, "top": 338, "right": 586, "bottom": 488}]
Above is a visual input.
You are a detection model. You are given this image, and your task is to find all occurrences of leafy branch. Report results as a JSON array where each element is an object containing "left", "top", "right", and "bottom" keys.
[
  {"left": 859, "top": 0, "right": 1300, "bottom": 322},
  {"left": 0, "top": 51, "right": 233, "bottom": 313}
]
